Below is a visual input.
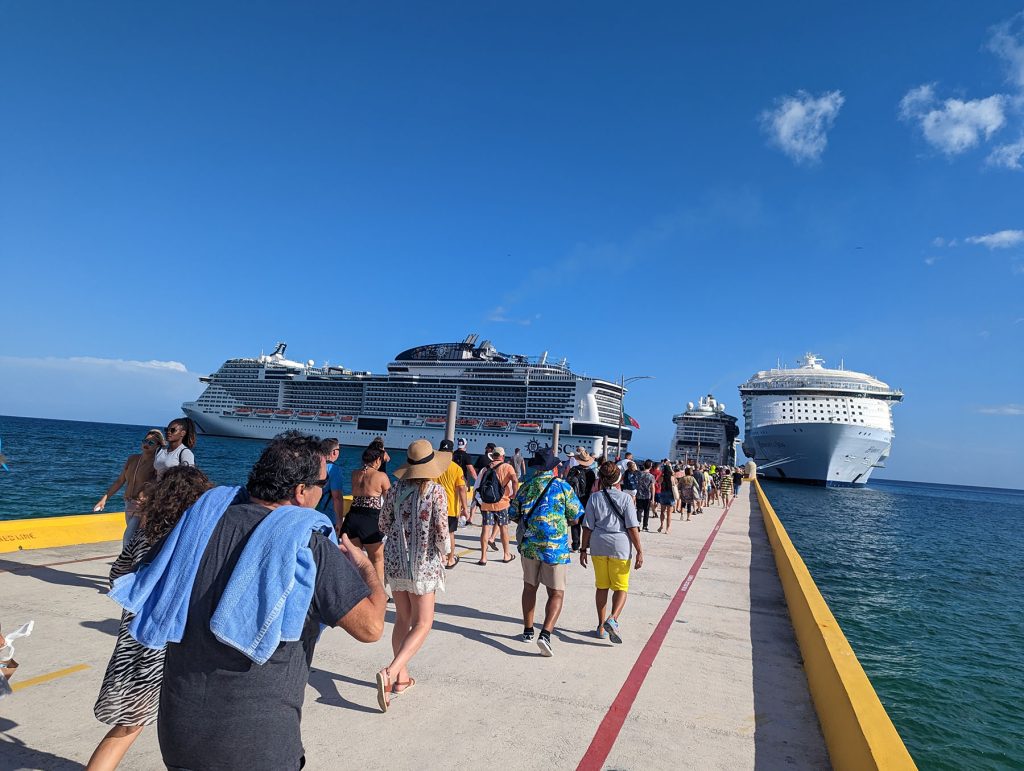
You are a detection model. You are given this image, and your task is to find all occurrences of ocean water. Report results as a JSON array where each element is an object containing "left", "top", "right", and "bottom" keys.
[
  {"left": 0, "top": 415, "right": 408, "bottom": 520},
  {"left": 762, "top": 479, "right": 1024, "bottom": 771},
  {"left": 2, "top": 415, "right": 1022, "bottom": 767}
]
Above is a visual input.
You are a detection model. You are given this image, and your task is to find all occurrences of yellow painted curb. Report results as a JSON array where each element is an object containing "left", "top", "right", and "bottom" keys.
[
  {"left": 0, "top": 513, "right": 126, "bottom": 553},
  {"left": 11, "top": 663, "right": 91, "bottom": 692},
  {"left": 753, "top": 479, "right": 917, "bottom": 770}
]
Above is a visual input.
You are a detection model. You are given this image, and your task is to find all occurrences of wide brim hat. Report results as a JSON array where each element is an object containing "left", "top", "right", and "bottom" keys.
[
  {"left": 393, "top": 439, "right": 452, "bottom": 480},
  {"left": 527, "top": 447, "right": 561, "bottom": 472},
  {"left": 574, "top": 448, "right": 595, "bottom": 465}
]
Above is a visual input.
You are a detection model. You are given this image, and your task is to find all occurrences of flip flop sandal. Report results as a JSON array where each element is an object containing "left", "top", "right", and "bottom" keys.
[
  {"left": 501, "top": 554, "right": 517, "bottom": 564},
  {"left": 392, "top": 677, "right": 416, "bottom": 695},
  {"left": 445, "top": 556, "right": 461, "bottom": 570},
  {"left": 487, "top": 541, "right": 499, "bottom": 551},
  {"left": 376, "top": 668, "right": 391, "bottom": 713},
  {"left": 476, "top": 560, "right": 487, "bottom": 566}
]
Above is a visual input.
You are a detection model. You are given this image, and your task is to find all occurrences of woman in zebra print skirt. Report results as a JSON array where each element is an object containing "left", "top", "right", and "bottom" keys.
[{"left": 86, "top": 466, "right": 211, "bottom": 771}]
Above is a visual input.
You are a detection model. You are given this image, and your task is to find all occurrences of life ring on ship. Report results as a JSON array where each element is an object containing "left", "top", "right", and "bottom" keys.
[{"left": 526, "top": 440, "right": 539, "bottom": 453}]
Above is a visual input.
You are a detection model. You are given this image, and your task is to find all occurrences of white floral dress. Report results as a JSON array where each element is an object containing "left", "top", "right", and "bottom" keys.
[{"left": 380, "top": 481, "right": 450, "bottom": 595}]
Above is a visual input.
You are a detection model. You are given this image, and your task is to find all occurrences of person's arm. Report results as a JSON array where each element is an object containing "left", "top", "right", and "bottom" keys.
[
  {"left": 627, "top": 527, "right": 643, "bottom": 569},
  {"left": 579, "top": 498, "right": 594, "bottom": 566},
  {"left": 334, "top": 534, "right": 386, "bottom": 642},
  {"left": 94, "top": 459, "right": 131, "bottom": 511},
  {"left": 457, "top": 483, "right": 470, "bottom": 517},
  {"left": 332, "top": 490, "right": 346, "bottom": 527},
  {"left": 509, "top": 469, "right": 520, "bottom": 498}
]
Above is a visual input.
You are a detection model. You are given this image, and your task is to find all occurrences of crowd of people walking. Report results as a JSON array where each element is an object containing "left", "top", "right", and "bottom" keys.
[{"left": 82, "top": 425, "right": 743, "bottom": 770}]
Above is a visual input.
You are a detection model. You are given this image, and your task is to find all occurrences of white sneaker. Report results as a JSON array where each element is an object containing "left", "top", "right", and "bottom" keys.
[{"left": 537, "top": 635, "right": 553, "bottom": 657}]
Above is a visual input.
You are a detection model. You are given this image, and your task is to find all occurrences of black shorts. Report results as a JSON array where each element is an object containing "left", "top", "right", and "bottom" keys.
[
  {"left": 448, "top": 515, "right": 459, "bottom": 533},
  {"left": 341, "top": 506, "right": 383, "bottom": 545}
]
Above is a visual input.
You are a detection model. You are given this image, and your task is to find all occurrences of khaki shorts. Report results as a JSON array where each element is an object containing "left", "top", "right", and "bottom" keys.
[{"left": 522, "top": 556, "right": 567, "bottom": 591}]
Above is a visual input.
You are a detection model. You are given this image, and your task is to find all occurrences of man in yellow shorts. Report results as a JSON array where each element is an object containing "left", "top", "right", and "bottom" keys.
[{"left": 579, "top": 462, "right": 644, "bottom": 643}]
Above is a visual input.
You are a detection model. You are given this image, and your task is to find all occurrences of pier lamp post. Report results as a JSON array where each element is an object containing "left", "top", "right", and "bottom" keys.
[{"left": 617, "top": 375, "right": 654, "bottom": 459}]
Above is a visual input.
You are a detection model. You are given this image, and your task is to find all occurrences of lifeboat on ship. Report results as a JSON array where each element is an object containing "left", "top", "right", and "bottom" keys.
[
  {"left": 274, "top": 409, "right": 294, "bottom": 419},
  {"left": 517, "top": 421, "right": 541, "bottom": 432},
  {"left": 424, "top": 416, "right": 447, "bottom": 426},
  {"left": 317, "top": 411, "right": 337, "bottom": 421},
  {"left": 297, "top": 411, "right": 317, "bottom": 420},
  {"left": 254, "top": 408, "right": 274, "bottom": 417},
  {"left": 483, "top": 419, "right": 510, "bottom": 430},
  {"left": 338, "top": 415, "right": 356, "bottom": 424},
  {"left": 457, "top": 418, "right": 479, "bottom": 428},
  {"left": 234, "top": 407, "right": 253, "bottom": 416}
]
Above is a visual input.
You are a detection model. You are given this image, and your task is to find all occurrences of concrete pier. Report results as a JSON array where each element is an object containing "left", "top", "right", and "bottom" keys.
[{"left": 0, "top": 487, "right": 828, "bottom": 770}]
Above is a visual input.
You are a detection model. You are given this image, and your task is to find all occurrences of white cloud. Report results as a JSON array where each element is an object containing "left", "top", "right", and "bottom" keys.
[
  {"left": 976, "top": 404, "right": 1024, "bottom": 415},
  {"left": 988, "top": 12, "right": 1024, "bottom": 90},
  {"left": 486, "top": 306, "right": 537, "bottom": 325},
  {"left": 965, "top": 229, "right": 1024, "bottom": 249},
  {"left": 0, "top": 355, "right": 200, "bottom": 425},
  {"left": 760, "top": 90, "right": 845, "bottom": 164},
  {"left": 987, "top": 137, "right": 1024, "bottom": 169},
  {"left": 899, "top": 84, "right": 1007, "bottom": 155},
  {"left": 924, "top": 256, "right": 940, "bottom": 266},
  {"left": 931, "top": 236, "right": 947, "bottom": 247}
]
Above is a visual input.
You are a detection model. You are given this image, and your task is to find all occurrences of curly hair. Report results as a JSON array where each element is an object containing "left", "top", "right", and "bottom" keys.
[
  {"left": 139, "top": 466, "right": 212, "bottom": 543},
  {"left": 598, "top": 460, "right": 622, "bottom": 489},
  {"left": 246, "top": 431, "right": 324, "bottom": 503}
]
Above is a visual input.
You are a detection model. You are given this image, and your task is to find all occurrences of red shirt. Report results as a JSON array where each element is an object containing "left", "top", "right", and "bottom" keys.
[{"left": 652, "top": 467, "right": 663, "bottom": 494}]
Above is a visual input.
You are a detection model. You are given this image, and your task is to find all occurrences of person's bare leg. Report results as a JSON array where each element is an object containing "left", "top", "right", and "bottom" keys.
[
  {"left": 364, "top": 541, "right": 385, "bottom": 589},
  {"left": 86, "top": 725, "right": 144, "bottom": 771},
  {"left": 541, "top": 587, "right": 564, "bottom": 632},
  {"left": 595, "top": 587, "right": 609, "bottom": 628},
  {"left": 448, "top": 530, "right": 457, "bottom": 567},
  {"left": 479, "top": 522, "right": 491, "bottom": 563},
  {"left": 610, "top": 589, "right": 628, "bottom": 621},
  {"left": 387, "top": 592, "right": 435, "bottom": 689},
  {"left": 521, "top": 581, "right": 538, "bottom": 629},
  {"left": 499, "top": 523, "right": 512, "bottom": 560}
]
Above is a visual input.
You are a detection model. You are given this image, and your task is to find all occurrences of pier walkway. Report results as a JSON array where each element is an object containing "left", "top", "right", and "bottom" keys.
[{"left": 0, "top": 487, "right": 828, "bottom": 770}]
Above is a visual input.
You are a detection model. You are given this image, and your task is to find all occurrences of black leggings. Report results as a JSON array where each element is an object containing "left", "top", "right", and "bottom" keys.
[{"left": 637, "top": 498, "right": 652, "bottom": 529}]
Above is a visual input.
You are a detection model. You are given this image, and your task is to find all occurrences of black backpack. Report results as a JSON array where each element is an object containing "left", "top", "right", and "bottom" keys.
[
  {"left": 477, "top": 465, "right": 505, "bottom": 504},
  {"left": 565, "top": 465, "right": 591, "bottom": 503}
]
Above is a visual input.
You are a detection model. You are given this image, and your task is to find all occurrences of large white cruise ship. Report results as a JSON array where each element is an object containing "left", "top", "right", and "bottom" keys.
[
  {"left": 182, "top": 335, "right": 631, "bottom": 457},
  {"left": 668, "top": 394, "right": 740, "bottom": 466},
  {"left": 738, "top": 355, "right": 903, "bottom": 487}
]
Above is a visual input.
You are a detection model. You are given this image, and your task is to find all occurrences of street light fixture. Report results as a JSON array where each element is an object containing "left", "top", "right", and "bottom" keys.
[{"left": 616, "top": 374, "right": 654, "bottom": 458}]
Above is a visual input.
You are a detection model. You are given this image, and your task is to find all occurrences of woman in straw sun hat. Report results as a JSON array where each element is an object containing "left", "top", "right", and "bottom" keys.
[{"left": 375, "top": 439, "right": 451, "bottom": 713}]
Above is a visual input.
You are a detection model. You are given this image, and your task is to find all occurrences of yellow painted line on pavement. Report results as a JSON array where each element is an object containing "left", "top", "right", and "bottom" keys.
[{"left": 11, "top": 663, "right": 91, "bottom": 692}]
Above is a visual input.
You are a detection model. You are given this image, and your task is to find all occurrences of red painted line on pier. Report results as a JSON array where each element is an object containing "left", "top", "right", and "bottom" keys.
[
  {"left": 576, "top": 500, "right": 734, "bottom": 771},
  {"left": 0, "top": 553, "right": 118, "bottom": 574}
]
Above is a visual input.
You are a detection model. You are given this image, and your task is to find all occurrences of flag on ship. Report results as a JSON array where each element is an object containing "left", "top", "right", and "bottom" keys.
[{"left": 623, "top": 412, "right": 640, "bottom": 429}]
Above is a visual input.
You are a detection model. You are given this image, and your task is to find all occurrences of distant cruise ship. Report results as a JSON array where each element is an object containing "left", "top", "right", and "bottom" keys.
[
  {"left": 669, "top": 395, "right": 740, "bottom": 466},
  {"left": 738, "top": 355, "right": 903, "bottom": 487},
  {"left": 182, "top": 335, "right": 631, "bottom": 457}
]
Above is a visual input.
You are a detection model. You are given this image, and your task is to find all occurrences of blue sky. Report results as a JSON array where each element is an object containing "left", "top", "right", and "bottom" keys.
[{"left": 1, "top": 2, "right": 1021, "bottom": 488}]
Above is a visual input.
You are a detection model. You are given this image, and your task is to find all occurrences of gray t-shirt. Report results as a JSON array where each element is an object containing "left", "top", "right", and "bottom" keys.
[
  {"left": 154, "top": 445, "right": 196, "bottom": 479},
  {"left": 582, "top": 488, "right": 639, "bottom": 560}
]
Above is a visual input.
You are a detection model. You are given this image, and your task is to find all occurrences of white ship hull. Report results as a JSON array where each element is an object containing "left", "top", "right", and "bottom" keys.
[
  {"left": 184, "top": 408, "right": 609, "bottom": 459},
  {"left": 744, "top": 422, "right": 892, "bottom": 487}
]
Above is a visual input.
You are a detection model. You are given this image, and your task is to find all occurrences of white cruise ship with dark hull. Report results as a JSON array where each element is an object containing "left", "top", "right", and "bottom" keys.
[
  {"left": 182, "top": 336, "right": 631, "bottom": 457},
  {"left": 669, "top": 395, "right": 740, "bottom": 466},
  {"left": 739, "top": 355, "right": 903, "bottom": 487}
]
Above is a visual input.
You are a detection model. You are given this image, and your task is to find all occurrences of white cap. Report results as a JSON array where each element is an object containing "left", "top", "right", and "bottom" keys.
[
  {"left": 457, "top": 438, "right": 467, "bottom": 447},
  {"left": 489, "top": 446, "right": 506, "bottom": 459}
]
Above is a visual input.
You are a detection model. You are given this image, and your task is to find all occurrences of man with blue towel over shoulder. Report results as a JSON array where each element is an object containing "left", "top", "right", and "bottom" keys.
[{"left": 111, "top": 431, "right": 386, "bottom": 771}]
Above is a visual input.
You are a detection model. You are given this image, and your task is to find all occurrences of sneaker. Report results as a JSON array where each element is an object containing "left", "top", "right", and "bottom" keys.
[
  {"left": 520, "top": 629, "right": 535, "bottom": 643},
  {"left": 596, "top": 626, "right": 608, "bottom": 639},
  {"left": 603, "top": 618, "right": 622, "bottom": 644},
  {"left": 537, "top": 634, "right": 553, "bottom": 657}
]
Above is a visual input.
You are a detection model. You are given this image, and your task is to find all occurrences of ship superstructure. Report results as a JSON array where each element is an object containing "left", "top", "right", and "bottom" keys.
[
  {"left": 182, "top": 335, "right": 631, "bottom": 457},
  {"left": 738, "top": 354, "right": 903, "bottom": 487},
  {"left": 669, "top": 395, "right": 740, "bottom": 466}
]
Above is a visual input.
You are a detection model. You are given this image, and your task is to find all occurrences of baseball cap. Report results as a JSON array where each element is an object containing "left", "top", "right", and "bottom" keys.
[
  {"left": 456, "top": 438, "right": 467, "bottom": 448},
  {"left": 439, "top": 439, "right": 455, "bottom": 452},
  {"left": 489, "top": 446, "right": 506, "bottom": 459}
]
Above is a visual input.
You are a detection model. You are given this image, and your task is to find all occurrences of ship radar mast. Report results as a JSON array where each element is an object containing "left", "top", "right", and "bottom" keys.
[{"left": 801, "top": 353, "right": 825, "bottom": 369}]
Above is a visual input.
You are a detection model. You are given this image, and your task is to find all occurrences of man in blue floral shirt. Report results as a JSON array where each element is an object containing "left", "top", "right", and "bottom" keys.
[{"left": 511, "top": 447, "right": 583, "bottom": 656}]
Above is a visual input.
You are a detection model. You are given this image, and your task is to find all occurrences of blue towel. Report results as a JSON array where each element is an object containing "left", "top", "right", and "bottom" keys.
[
  {"left": 210, "top": 505, "right": 337, "bottom": 665},
  {"left": 109, "top": 485, "right": 242, "bottom": 650}
]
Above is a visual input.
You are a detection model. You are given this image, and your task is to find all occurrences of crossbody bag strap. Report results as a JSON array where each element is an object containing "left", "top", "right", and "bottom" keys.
[{"left": 601, "top": 489, "right": 627, "bottom": 529}]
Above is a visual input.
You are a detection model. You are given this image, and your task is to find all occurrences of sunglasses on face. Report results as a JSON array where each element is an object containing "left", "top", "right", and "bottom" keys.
[
  {"left": 311, "top": 478, "right": 329, "bottom": 488},
  {"left": 142, "top": 439, "right": 159, "bottom": 447}
]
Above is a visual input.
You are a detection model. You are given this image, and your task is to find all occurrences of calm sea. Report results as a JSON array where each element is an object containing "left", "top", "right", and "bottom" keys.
[{"left": 1, "top": 416, "right": 1021, "bottom": 768}]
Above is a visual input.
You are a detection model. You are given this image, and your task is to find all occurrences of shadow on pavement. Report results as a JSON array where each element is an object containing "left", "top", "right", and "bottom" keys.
[
  {"left": 80, "top": 618, "right": 120, "bottom": 637},
  {"left": 747, "top": 486, "right": 830, "bottom": 770},
  {"left": 384, "top": 609, "right": 534, "bottom": 657},
  {"left": 0, "top": 558, "right": 109, "bottom": 593},
  {"left": 0, "top": 717, "right": 85, "bottom": 770},
  {"left": 307, "top": 669, "right": 380, "bottom": 714}
]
